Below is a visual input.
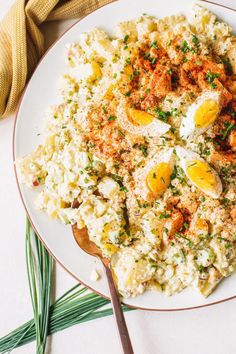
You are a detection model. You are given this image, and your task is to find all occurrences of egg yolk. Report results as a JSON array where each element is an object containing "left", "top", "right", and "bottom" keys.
[
  {"left": 128, "top": 108, "right": 154, "bottom": 126},
  {"left": 186, "top": 160, "right": 217, "bottom": 193},
  {"left": 103, "top": 242, "right": 118, "bottom": 255},
  {"left": 90, "top": 61, "right": 102, "bottom": 80},
  {"left": 194, "top": 99, "right": 218, "bottom": 128},
  {"left": 124, "top": 64, "right": 133, "bottom": 77},
  {"left": 146, "top": 162, "right": 171, "bottom": 197}
]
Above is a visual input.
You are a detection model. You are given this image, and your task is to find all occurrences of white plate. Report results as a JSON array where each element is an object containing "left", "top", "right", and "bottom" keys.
[{"left": 14, "top": 0, "right": 236, "bottom": 310}]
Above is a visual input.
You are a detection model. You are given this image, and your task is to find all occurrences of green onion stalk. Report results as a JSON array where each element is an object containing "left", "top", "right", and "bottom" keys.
[{"left": 0, "top": 220, "right": 132, "bottom": 354}]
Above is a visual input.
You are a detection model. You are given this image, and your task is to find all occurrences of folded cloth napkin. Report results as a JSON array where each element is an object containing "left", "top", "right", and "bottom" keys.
[{"left": 0, "top": 0, "right": 112, "bottom": 119}]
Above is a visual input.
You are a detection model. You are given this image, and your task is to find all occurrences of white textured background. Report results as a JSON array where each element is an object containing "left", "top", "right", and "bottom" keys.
[{"left": 0, "top": 1, "right": 236, "bottom": 353}]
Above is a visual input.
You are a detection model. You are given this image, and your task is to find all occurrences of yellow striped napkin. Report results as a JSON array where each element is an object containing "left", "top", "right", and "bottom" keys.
[{"left": 0, "top": 0, "right": 112, "bottom": 119}]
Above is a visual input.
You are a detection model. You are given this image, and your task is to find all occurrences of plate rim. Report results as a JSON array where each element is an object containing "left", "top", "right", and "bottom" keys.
[{"left": 13, "top": 0, "right": 236, "bottom": 311}]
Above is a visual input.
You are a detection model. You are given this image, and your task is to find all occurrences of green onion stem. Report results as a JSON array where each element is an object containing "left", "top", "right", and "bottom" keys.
[{"left": 0, "top": 221, "right": 133, "bottom": 354}]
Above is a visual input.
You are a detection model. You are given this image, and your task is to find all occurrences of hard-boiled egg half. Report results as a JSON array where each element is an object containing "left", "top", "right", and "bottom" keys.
[
  {"left": 134, "top": 148, "right": 175, "bottom": 201},
  {"left": 176, "top": 147, "right": 222, "bottom": 199},
  {"left": 180, "top": 90, "right": 221, "bottom": 139},
  {"left": 117, "top": 99, "right": 171, "bottom": 137}
]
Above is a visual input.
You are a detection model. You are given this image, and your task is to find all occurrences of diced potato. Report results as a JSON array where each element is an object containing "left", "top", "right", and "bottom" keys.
[
  {"left": 189, "top": 4, "right": 216, "bottom": 32},
  {"left": 92, "top": 39, "right": 115, "bottom": 60},
  {"left": 116, "top": 20, "right": 138, "bottom": 42},
  {"left": 164, "top": 210, "right": 184, "bottom": 237},
  {"left": 190, "top": 216, "right": 209, "bottom": 236},
  {"left": 90, "top": 269, "right": 100, "bottom": 281},
  {"left": 98, "top": 177, "right": 120, "bottom": 199},
  {"left": 93, "top": 198, "right": 108, "bottom": 217},
  {"left": 136, "top": 16, "right": 156, "bottom": 40},
  {"left": 228, "top": 44, "right": 236, "bottom": 74},
  {"left": 141, "top": 211, "right": 164, "bottom": 246},
  {"left": 196, "top": 248, "right": 215, "bottom": 267},
  {"left": 112, "top": 248, "right": 155, "bottom": 297},
  {"left": 199, "top": 267, "right": 222, "bottom": 297}
]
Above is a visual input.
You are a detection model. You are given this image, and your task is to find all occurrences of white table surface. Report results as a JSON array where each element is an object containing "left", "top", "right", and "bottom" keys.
[{"left": 0, "top": 0, "right": 236, "bottom": 353}]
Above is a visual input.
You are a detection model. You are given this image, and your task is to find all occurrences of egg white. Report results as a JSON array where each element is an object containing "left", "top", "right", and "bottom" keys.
[{"left": 117, "top": 98, "right": 171, "bottom": 137}]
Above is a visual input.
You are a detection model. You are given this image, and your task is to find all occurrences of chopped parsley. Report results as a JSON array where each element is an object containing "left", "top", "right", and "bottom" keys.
[
  {"left": 124, "top": 34, "right": 129, "bottom": 44},
  {"left": 117, "top": 129, "right": 125, "bottom": 137},
  {"left": 171, "top": 165, "right": 187, "bottom": 185},
  {"left": 192, "top": 34, "right": 199, "bottom": 45},
  {"left": 221, "top": 56, "right": 233, "bottom": 75},
  {"left": 180, "top": 248, "right": 186, "bottom": 259},
  {"left": 180, "top": 222, "right": 189, "bottom": 232},
  {"left": 108, "top": 115, "right": 117, "bottom": 122},
  {"left": 199, "top": 265, "right": 206, "bottom": 273},
  {"left": 133, "top": 143, "right": 148, "bottom": 157},
  {"left": 175, "top": 232, "right": 192, "bottom": 247},
  {"left": 139, "top": 144, "right": 148, "bottom": 157},
  {"left": 154, "top": 108, "right": 171, "bottom": 123},
  {"left": 180, "top": 40, "right": 191, "bottom": 53},
  {"left": 151, "top": 57, "right": 157, "bottom": 65},
  {"left": 111, "top": 174, "right": 128, "bottom": 192},
  {"left": 102, "top": 105, "right": 107, "bottom": 114},
  {"left": 204, "top": 71, "right": 220, "bottom": 89},
  {"left": 198, "top": 142, "right": 211, "bottom": 156},
  {"left": 191, "top": 35, "right": 200, "bottom": 53},
  {"left": 150, "top": 41, "right": 160, "bottom": 50},
  {"left": 222, "top": 197, "right": 230, "bottom": 205},
  {"left": 144, "top": 52, "right": 151, "bottom": 60},
  {"left": 228, "top": 107, "right": 236, "bottom": 118},
  {"left": 159, "top": 211, "right": 171, "bottom": 220},
  {"left": 220, "top": 121, "right": 236, "bottom": 140},
  {"left": 120, "top": 185, "right": 128, "bottom": 192}
]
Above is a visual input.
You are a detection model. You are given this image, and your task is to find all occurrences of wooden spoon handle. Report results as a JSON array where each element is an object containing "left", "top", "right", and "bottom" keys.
[{"left": 104, "top": 265, "right": 134, "bottom": 354}]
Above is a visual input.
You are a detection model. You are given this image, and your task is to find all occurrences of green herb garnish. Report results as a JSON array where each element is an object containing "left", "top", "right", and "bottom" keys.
[
  {"left": 159, "top": 211, "right": 171, "bottom": 220},
  {"left": 180, "top": 40, "right": 191, "bottom": 53},
  {"left": 221, "top": 121, "right": 236, "bottom": 140},
  {"left": 204, "top": 71, "right": 220, "bottom": 89},
  {"left": 124, "top": 34, "right": 129, "bottom": 43},
  {"left": 117, "top": 129, "right": 125, "bottom": 137},
  {"left": 108, "top": 115, "right": 117, "bottom": 122},
  {"left": 150, "top": 41, "right": 160, "bottom": 50},
  {"left": 154, "top": 108, "right": 171, "bottom": 122},
  {"left": 0, "top": 222, "right": 133, "bottom": 353}
]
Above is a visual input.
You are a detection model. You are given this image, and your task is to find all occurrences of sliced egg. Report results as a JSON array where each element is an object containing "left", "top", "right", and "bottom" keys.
[
  {"left": 180, "top": 90, "right": 221, "bottom": 139},
  {"left": 134, "top": 148, "right": 175, "bottom": 201},
  {"left": 117, "top": 99, "right": 171, "bottom": 137},
  {"left": 176, "top": 147, "right": 222, "bottom": 199},
  {"left": 128, "top": 108, "right": 154, "bottom": 125}
]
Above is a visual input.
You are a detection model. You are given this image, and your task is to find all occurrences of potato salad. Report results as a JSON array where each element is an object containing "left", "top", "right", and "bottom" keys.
[{"left": 17, "top": 5, "right": 236, "bottom": 298}]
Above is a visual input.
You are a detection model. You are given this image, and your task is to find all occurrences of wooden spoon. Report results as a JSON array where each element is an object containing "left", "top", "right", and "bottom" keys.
[{"left": 72, "top": 225, "right": 134, "bottom": 354}]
